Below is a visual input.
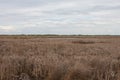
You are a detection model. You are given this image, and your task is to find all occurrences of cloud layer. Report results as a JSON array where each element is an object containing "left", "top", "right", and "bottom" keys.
[{"left": 0, "top": 0, "right": 120, "bottom": 35}]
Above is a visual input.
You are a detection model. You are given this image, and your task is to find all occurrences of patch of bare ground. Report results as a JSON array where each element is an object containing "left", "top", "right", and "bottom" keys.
[{"left": 72, "top": 40, "right": 110, "bottom": 44}]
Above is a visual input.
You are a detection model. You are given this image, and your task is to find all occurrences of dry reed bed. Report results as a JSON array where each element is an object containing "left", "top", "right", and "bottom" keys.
[{"left": 0, "top": 36, "right": 120, "bottom": 80}]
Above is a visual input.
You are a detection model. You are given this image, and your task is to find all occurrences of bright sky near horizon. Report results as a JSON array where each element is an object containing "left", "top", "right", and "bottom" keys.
[{"left": 0, "top": 0, "right": 120, "bottom": 35}]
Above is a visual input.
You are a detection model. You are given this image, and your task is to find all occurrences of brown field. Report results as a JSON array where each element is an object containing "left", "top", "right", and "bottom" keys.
[{"left": 0, "top": 35, "right": 120, "bottom": 80}]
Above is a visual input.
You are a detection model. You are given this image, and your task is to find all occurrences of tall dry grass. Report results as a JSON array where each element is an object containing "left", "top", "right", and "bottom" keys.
[{"left": 0, "top": 36, "right": 120, "bottom": 80}]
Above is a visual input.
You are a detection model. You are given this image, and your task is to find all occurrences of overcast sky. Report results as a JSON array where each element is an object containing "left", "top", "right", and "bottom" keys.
[{"left": 0, "top": 0, "right": 120, "bottom": 35}]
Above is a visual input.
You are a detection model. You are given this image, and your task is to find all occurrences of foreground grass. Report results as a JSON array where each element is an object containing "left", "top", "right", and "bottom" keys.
[{"left": 0, "top": 36, "right": 120, "bottom": 80}]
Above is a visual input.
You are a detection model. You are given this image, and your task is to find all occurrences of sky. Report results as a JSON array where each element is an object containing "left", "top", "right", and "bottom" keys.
[{"left": 0, "top": 0, "right": 120, "bottom": 35}]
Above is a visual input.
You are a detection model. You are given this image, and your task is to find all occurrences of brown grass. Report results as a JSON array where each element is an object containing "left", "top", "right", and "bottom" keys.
[{"left": 0, "top": 35, "right": 120, "bottom": 80}]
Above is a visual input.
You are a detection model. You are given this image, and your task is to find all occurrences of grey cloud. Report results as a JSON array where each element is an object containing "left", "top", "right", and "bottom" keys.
[{"left": 0, "top": 0, "right": 120, "bottom": 35}]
